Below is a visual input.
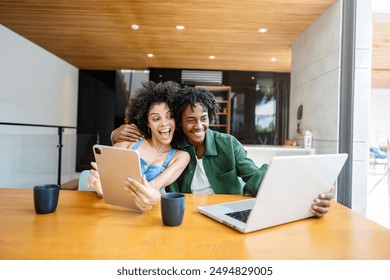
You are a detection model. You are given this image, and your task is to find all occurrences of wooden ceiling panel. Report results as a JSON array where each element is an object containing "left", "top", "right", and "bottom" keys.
[
  {"left": 0, "top": 0, "right": 336, "bottom": 72},
  {"left": 1, "top": 0, "right": 388, "bottom": 88},
  {"left": 372, "top": 12, "right": 390, "bottom": 88}
]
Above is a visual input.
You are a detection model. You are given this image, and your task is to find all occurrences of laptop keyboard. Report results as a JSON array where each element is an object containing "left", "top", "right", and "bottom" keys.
[{"left": 225, "top": 209, "right": 251, "bottom": 223}]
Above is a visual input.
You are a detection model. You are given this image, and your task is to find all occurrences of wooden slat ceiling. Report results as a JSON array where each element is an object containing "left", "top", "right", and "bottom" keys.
[
  {"left": 0, "top": 0, "right": 388, "bottom": 87},
  {"left": 372, "top": 12, "right": 390, "bottom": 89}
]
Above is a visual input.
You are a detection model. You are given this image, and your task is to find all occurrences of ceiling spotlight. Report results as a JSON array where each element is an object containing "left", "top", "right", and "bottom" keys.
[
  {"left": 131, "top": 24, "right": 139, "bottom": 30},
  {"left": 271, "top": 57, "right": 277, "bottom": 62},
  {"left": 258, "top": 28, "right": 268, "bottom": 33},
  {"left": 147, "top": 54, "right": 154, "bottom": 58},
  {"left": 176, "top": 25, "right": 185, "bottom": 30},
  {"left": 209, "top": 56, "right": 216, "bottom": 59}
]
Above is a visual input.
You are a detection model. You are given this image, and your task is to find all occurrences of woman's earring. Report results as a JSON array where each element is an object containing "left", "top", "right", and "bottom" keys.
[{"left": 148, "top": 127, "right": 151, "bottom": 134}]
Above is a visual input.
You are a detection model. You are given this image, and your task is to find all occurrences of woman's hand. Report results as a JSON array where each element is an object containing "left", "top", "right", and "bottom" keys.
[
  {"left": 87, "top": 161, "right": 104, "bottom": 197},
  {"left": 111, "top": 124, "right": 143, "bottom": 145},
  {"left": 310, "top": 186, "right": 334, "bottom": 217},
  {"left": 125, "top": 175, "right": 161, "bottom": 212}
]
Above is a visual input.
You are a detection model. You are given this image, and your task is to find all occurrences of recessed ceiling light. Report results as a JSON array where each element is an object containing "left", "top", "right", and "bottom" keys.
[
  {"left": 209, "top": 56, "right": 216, "bottom": 59},
  {"left": 271, "top": 57, "right": 277, "bottom": 62},
  {"left": 258, "top": 28, "right": 268, "bottom": 33},
  {"left": 131, "top": 24, "right": 139, "bottom": 30},
  {"left": 147, "top": 54, "right": 154, "bottom": 58},
  {"left": 176, "top": 25, "right": 185, "bottom": 30}
]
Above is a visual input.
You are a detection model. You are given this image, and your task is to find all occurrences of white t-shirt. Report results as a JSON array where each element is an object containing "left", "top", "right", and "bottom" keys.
[{"left": 190, "top": 157, "right": 215, "bottom": 194}]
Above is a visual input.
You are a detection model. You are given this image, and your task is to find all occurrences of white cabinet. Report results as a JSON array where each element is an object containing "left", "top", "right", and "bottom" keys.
[{"left": 243, "top": 145, "right": 315, "bottom": 167}]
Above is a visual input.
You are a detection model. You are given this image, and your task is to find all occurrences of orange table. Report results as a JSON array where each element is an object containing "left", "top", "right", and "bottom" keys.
[{"left": 0, "top": 188, "right": 389, "bottom": 260}]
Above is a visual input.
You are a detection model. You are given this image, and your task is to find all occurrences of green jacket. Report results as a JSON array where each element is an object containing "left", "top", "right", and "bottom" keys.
[{"left": 166, "top": 129, "right": 268, "bottom": 196}]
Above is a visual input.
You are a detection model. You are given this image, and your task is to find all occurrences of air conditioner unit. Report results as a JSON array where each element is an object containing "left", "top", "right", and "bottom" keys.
[{"left": 181, "top": 70, "right": 222, "bottom": 85}]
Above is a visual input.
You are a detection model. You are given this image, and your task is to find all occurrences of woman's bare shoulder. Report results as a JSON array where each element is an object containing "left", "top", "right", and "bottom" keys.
[
  {"left": 114, "top": 141, "right": 133, "bottom": 149},
  {"left": 173, "top": 149, "right": 190, "bottom": 161}
]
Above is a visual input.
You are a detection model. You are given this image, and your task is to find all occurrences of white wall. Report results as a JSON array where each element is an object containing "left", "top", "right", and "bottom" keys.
[
  {"left": 369, "top": 88, "right": 390, "bottom": 146},
  {"left": 0, "top": 25, "right": 79, "bottom": 188},
  {"left": 352, "top": 0, "right": 372, "bottom": 213}
]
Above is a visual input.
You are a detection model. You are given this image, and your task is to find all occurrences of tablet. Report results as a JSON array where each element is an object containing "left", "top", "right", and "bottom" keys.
[{"left": 93, "top": 144, "right": 143, "bottom": 212}]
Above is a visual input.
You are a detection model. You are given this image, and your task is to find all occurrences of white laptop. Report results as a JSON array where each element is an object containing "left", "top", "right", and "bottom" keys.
[
  {"left": 198, "top": 153, "right": 348, "bottom": 233},
  {"left": 93, "top": 144, "right": 144, "bottom": 212}
]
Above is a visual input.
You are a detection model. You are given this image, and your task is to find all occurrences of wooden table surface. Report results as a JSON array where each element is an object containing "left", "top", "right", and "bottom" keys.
[{"left": 0, "top": 188, "right": 389, "bottom": 260}]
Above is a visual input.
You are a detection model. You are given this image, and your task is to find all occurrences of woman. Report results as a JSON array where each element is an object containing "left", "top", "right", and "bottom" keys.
[
  {"left": 87, "top": 81, "right": 190, "bottom": 211},
  {"left": 112, "top": 86, "right": 334, "bottom": 217}
]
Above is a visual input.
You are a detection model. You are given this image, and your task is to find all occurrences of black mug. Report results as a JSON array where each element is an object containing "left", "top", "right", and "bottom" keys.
[
  {"left": 34, "top": 184, "right": 60, "bottom": 214},
  {"left": 161, "top": 193, "right": 185, "bottom": 226}
]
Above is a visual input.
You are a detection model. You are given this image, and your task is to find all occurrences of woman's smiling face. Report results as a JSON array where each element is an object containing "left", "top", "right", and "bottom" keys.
[{"left": 147, "top": 102, "right": 175, "bottom": 144}]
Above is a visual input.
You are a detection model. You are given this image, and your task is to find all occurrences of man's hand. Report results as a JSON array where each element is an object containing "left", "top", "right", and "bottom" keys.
[
  {"left": 111, "top": 124, "right": 143, "bottom": 145},
  {"left": 310, "top": 186, "right": 334, "bottom": 218}
]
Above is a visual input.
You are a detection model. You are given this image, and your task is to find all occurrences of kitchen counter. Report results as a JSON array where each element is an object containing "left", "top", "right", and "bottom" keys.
[{"left": 243, "top": 145, "right": 315, "bottom": 166}]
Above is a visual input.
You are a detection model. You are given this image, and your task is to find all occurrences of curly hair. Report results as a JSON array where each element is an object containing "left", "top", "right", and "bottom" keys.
[
  {"left": 124, "top": 81, "right": 181, "bottom": 138},
  {"left": 172, "top": 86, "right": 220, "bottom": 133}
]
